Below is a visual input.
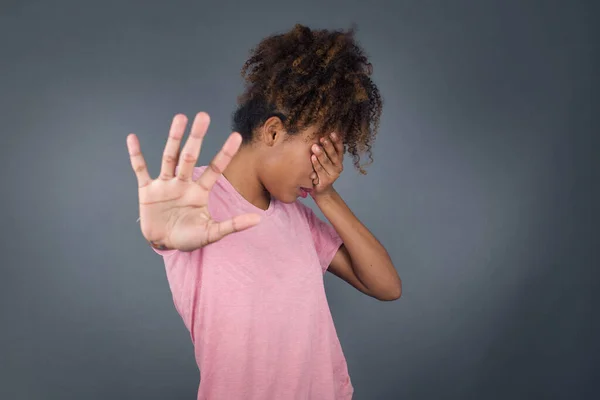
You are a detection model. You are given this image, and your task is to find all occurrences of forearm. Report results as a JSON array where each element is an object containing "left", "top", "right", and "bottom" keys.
[{"left": 314, "top": 189, "right": 402, "bottom": 298}]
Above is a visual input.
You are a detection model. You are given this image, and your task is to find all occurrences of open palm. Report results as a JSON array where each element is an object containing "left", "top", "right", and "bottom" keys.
[{"left": 127, "top": 112, "right": 261, "bottom": 252}]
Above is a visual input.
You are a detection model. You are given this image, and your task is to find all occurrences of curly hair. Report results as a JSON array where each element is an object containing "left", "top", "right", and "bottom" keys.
[{"left": 231, "top": 24, "right": 382, "bottom": 174}]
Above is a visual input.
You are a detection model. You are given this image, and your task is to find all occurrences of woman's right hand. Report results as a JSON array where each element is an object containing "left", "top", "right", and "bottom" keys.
[{"left": 127, "top": 112, "right": 262, "bottom": 252}]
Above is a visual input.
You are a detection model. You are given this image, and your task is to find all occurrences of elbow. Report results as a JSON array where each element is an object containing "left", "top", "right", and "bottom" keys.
[{"left": 376, "top": 279, "right": 402, "bottom": 302}]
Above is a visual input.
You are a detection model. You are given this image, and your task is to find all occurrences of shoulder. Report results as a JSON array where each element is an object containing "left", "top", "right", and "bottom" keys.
[{"left": 280, "top": 199, "right": 315, "bottom": 225}]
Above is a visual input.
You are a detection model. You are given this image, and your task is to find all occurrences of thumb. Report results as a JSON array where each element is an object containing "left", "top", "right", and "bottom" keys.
[{"left": 205, "top": 213, "right": 262, "bottom": 243}]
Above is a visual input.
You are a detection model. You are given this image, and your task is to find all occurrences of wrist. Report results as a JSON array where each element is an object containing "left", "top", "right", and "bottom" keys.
[
  {"left": 139, "top": 217, "right": 174, "bottom": 251},
  {"left": 312, "top": 187, "right": 338, "bottom": 204}
]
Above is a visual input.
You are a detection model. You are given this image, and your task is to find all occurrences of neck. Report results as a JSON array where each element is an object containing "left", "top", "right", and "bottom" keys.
[{"left": 222, "top": 145, "right": 271, "bottom": 210}]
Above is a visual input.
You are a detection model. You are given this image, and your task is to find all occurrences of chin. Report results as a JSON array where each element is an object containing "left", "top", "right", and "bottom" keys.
[
  {"left": 280, "top": 193, "right": 300, "bottom": 204},
  {"left": 272, "top": 190, "right": 300, "bottom": 204},
  {"left": 268, "top": 186, "right": 307, "bottom": 204}
]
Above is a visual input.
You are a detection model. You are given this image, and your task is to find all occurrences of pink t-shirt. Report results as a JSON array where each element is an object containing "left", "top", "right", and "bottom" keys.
[{"left": 152, "top": 166, "right": 353, "bottom": 399}]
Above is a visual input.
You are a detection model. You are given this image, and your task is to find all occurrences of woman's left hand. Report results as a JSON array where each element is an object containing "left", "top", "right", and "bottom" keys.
[{"left": 310, "top": 131, "right": 344, "bottom": 198}]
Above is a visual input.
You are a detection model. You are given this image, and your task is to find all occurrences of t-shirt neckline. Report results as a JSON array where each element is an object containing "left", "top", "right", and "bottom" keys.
[{"left": 218, "top": 173, "right": 277, "bottom": 216}]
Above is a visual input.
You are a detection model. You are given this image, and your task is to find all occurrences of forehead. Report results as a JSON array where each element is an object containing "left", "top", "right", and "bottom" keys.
[{"left": 298, "top": 124, "right": 337, "bottom": 144}]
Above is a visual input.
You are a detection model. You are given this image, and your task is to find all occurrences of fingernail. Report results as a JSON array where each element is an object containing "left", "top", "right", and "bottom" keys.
[
  {"left": 331, "top": 132, "right": 336, "bottom": 139},
  {"left": 312, "top": 144, "right": 320, "bottom": 152}
]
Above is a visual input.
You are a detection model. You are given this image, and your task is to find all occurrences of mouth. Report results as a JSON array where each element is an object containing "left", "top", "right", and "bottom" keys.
[{"left": 298, "top": 187, "right": 313, "bottom": 198}]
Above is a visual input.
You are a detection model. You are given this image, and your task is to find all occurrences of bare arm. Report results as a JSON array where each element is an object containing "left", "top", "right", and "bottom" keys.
[{"left": 315, "top": 190, "right": 401, "bottom": 301}]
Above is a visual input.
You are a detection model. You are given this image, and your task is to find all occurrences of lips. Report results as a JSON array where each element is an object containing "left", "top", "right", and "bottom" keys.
[{"left": 299, "top": 187, "right": 312, "bottom": 198}]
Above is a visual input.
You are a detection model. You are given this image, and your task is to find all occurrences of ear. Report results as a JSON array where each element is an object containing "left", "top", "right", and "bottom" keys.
[{"left": 259, "top": 116, "right": 287, "bottom": 146}]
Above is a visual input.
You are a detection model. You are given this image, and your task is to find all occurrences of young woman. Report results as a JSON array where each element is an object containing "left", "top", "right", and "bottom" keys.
[{"left": 127, "top": 24, "right": 401, "bottom": 400}]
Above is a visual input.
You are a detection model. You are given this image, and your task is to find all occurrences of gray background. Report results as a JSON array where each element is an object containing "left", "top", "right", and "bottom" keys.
[{"left": 0, "top": 0, "right": 593, "bottom": 399}]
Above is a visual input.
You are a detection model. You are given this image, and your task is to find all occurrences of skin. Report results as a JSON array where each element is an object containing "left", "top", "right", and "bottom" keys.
[
  {"left": 128, "top": 112, "right": 401, "bottom": 301},
  {"left": 214, "top": 115, "right": 401, "bottom": 301},
  {"left": 222, "top": 116, "right": 324, "bottom": 208}
]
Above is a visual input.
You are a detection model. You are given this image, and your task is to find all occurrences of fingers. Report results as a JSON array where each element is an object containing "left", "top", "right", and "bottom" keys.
[
  {"left": 176, "top": 112, "right": 211, "bottom": 182},
  {"left": 195, "top": 132, "right": 243, "bottom": 192},
  {"left": 311, "top": 153, "right": 326, "bottom": 178},
  {"left": 127, "top": 133, "right": 152, "bottom": 188},
  {"left": 330, "top": 132, "right": 345, "bottom": 157},
  {"left": 311, "top": 144, "right": 331, "bottom": 176},
  {"left": 159, "top": 114, "right": 188, "bottom": 180},
  {"left": 319, "top": 135, "right": 340, "bottom": 166},
  {"left": 310, "top": 170, "right": 319, "bottom": 186},
  {"left": 207, "top": 213, "right": 261, "bottom": 243},
  {"left": 311, "top": 132, "right": 344, "bottom": 181}
]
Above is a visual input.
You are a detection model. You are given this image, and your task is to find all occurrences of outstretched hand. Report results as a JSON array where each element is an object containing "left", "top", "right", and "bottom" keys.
[{"left": 127, "top": 112, "right": 262, "bottom": 252}]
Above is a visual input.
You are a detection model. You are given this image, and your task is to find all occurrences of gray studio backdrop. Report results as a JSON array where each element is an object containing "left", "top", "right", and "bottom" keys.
[{"left": 0, "top": 1, "right": 592, "bottom": 399}]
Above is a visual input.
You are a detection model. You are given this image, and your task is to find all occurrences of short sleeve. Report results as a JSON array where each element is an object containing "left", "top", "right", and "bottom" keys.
[
  {"left": 152, "top": 246, "right": 179, "bottom": 257},
  {"left": 298, "top": 202, "right": 343, "bottom": 273},
  {"left": 154, "top": 246, "right": 200, "bottom": 330}
]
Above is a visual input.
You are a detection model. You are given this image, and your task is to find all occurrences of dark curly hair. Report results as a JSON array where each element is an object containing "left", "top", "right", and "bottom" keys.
[{"left": 231, "top": 24, "right": 382, "bottom": 174}]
